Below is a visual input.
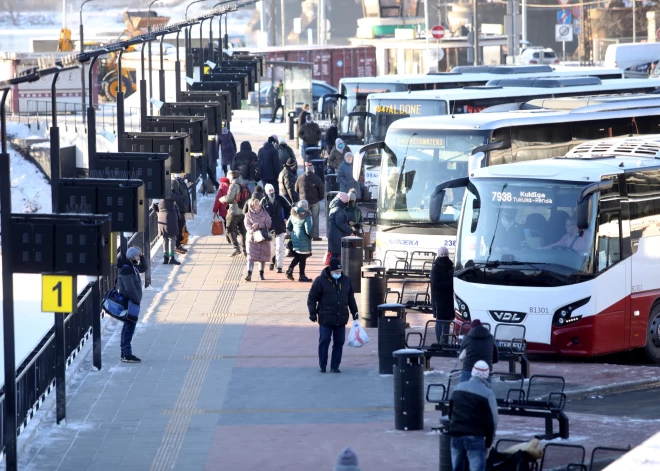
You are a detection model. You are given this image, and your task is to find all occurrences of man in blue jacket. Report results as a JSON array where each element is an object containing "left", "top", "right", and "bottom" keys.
[
  {"left": 307, "top": 258, "right": 358, "bottom": 373},
  {"left": 258, "top": 136, "right": 281, "bottom": 194},
  {"left": 117, "top": 246, "right": 147, "bottom": 363}
]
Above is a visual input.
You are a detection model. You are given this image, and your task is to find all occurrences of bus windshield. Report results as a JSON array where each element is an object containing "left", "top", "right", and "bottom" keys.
[
  {"left": 378, "top": 129, "right": 489, "bottom": 226},
  {"left": 339, "top": 82, "right": 406, "bottom": 141},
  {"left": 456, "top": 178, "right": 599, "bottom": 286},
  {"left": 367, "top": 99, "right": 447, "bottom": 143}
]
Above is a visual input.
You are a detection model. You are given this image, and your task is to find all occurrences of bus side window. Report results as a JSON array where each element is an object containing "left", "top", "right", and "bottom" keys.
[
  {"left": 627, "top": 170, "right": 660, "bottom": 251},
  {"left": 572, "top": 118, "right": 631, "bottom": 140},
  {"left": 597, "top": 211, "right": 622, "bottom": 272},
  {"left": 488, "top": 127, "right": 512, "bottom": 166},
  {"left": 510, "top": 123, "right": 571, "bottom": 163}
]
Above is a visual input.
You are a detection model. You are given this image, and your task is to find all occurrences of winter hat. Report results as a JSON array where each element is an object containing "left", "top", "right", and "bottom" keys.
[
  {"left": 471, "top": 319, "right": 482, "bottom": 328},
  {"left": 285, "top": 157, "right": 297, "bottom": 168},
  {"left": 297, "top": 199, "right": 309, "bottom": 210},
  {"left": 338, "top": 192, "right": 350, "bottom": 204},
  {"left": 348, "top": 190, "right": 357, "bottom": 202},
  {"left": 472, "top": 360, "right": 490, "bottom": 380},
  {"left": 437, "top": 246, "right": 449, "bottom": 257},
  {"left": 126, "top": 247, "right": 141, "bottom": 260},
  {"left": 329, "top": 258, "right": 342, "bottom": 272},
  {"left": 279, "top": 136, "right": 287, "bottom": 144},
  {"left": 264, "top": 183, "right": 275, "bottom": 194},
  {"left": 334, "top": 446, "right": 360, "bottom": 471},
  {"left": 271, "top": 134, "right": 278, "bottom": 142}
]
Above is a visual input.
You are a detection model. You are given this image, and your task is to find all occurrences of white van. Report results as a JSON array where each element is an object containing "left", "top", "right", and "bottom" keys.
[{"left": 604, "top": 42, "right": 660, "bottom": 71}]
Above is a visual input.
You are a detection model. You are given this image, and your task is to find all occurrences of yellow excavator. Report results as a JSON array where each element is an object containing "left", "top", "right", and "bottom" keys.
[{"left": 57, "top": 10, "right": 170, "bottom": 102}]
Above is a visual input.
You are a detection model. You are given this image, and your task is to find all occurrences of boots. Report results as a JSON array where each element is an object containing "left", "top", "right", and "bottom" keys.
[
  {"left": 259, "top": 270, "right": 265, "bottom": 280},
  {"left": 163, "top": 254, "right": 170, "bottom": 265},
  {"left": 245, "top": 271, "right": 252, "bottom": 282},
  {"left": 168, "top": 253, "right": 181, "bottom": 265},
  {"left": 285, "top": 268, "right": 294, "bottom": 281}
]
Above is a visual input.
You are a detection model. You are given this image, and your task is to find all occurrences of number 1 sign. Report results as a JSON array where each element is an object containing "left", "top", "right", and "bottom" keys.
[{"left": 42, "top": 274, "right": 77, "bottom": 313}]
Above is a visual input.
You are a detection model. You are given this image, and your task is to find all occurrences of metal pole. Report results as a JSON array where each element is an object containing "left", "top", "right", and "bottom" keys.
[
  {"left": 218, "top": 16, "right": 223, "bottom": 65},
  {"left": 633, "top": 0, "right": 636, "bottom": 42},
  {"left": 51, "top": 72, "right": 61, "bottom": 213},
  {"left": 472, "top": 0, "right": 479, "bottom": 65},
  {"left": 563, "top": 40, "right": 566, "bottom": 62},
  {"left": 224, "top": 14, "right": 228, "bottom": 50},
  {"left": 199, "top": 19, "right": 205, "bottom": 78},
  {"left": 175, "top": 30, "right": 182, "bottom": 99},
  {"left": 91, "top": 279, "right": 101, "bottom": 369},
  {"left": 159, "top": 36, "right": 166, "bottom": 102},
  {"left": 280, "top": 0, "right": 285, "bottom": 45},
  {"left": 117, "top": 49, "right": 125, "bottom": 151},
  {"left": 270, "top": 0, "right": 276, "bottom": 46},
  {"left": 209, "top": 16, "right": 214, "bottom": 64},
  {"left": 140, "top": 42, "right": 148, "bottom": 129},
  {"left": 424, "top": 0, "right": 429, "bottom": 46},
  {"left": 0, "top": 87, "right": 17, "bottom": 471},
  {"left": 512, "top": 0, "right": 517, "bottom": 64},
  {"left": 88, "top": 56, "right": 98, "bottom": 163},
  {"left": 79, "top": 0, "right": 95, "bottom": 127},
  {"left": 148, "top": 0, "right": 160, "bottom": 114},
  {"left": 521, "top": 0, "right": 527, "bottom": 47},
  {"left": 55, "top": 312, "right": 66, "bottom": 424}
]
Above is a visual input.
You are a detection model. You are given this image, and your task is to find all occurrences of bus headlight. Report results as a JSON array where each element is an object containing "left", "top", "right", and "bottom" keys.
[
  {"left": 552, "top": 297, "right": 591, "bottom": 327},
  {"left": 455, "top": 295, "right": 471, "bottom": 321}
]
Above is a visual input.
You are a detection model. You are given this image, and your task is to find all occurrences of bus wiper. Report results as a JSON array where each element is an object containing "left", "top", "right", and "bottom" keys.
[
  {"left": 455, "top": 261, "right": 501, "bottom": 275},
  {"left": 381, "top": 222, "right": 447, "bottom": 232},
  {"left": 494, "top": 261, "right": 573, "bottom": 283}
]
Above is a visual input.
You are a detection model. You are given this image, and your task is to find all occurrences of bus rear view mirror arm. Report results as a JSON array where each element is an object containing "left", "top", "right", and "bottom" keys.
[
  {"left": 430, "top": 177, "right": 470, "bottom": 223},
  {"left": 471, "top": 139, "right": 509, "bottom": 155},
  {"left": 576, "top": 179, "right": 613, "bottom": 230},
  {"left": 359, "top": 141, "right": 385, "bottom": 154}
]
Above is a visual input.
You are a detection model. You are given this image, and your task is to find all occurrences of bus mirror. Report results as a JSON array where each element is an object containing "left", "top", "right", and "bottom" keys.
[
  {"left": 360, "top": 141, "right": 384, "bottom": 155},
  {"left": 404, "top": 170, "right": 416, "bottom": 190},
  {"left": 430, "top": 189, "right": 446, "bottom": 223},
  {"left": 469, "top": 152, "right": 485, "bottom": 173},
  {"left": 576, "top": 197, "right": 592, "bottom": 230}
]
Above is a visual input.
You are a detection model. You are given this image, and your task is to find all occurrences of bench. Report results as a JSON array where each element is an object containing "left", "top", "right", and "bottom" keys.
[
  {"left": 426, "top": 371, "right": 569, "bottom": 440},
  {"left": 385, "top": 278, "right": 433, "bottom": 313}
]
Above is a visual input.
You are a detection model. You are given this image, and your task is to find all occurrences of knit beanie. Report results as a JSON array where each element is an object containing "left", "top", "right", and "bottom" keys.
[
  {"left": 472, "top": 360, "right": 490, "bottom": 380},
  {"left": 285, "top": 157, "right": 297, "bottom": 168},
  {"left": 297, "top": 199, "right": 309, "bottom": 210},
  {"left": 338, "top": 192, "right": 349, "bottom": 204},
  {"left": 348, "top": 189, "right": 357, "bottom": 201},
  {"left": 437, "top": 246, "right": 449, "bottom": 257},
  {"left": 126, "top": 247, "right": 141, "bottom": 259},
  {"left": 334, "top": 447, "right": 361, "bottom": 471}
]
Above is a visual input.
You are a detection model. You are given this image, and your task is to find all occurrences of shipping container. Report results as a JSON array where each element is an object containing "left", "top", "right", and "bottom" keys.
[{"left": 233, "top": 45, "right": 377, "bottom": 88}]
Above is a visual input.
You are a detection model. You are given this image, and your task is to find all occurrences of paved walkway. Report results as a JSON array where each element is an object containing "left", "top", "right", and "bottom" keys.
[{"left": 9, "top": 125, "right": 660, "bottom": 470}]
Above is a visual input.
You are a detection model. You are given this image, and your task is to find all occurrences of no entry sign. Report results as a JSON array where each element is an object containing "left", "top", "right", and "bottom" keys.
[{"left": 431, "top": 25, "right": 445, "bottom": 40}]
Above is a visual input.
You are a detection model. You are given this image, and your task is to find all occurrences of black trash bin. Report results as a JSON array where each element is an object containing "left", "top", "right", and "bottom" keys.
[
  {"left": 439, "top": 417, "right": 452, "bottom": 471},
  {"left": 341, "top": 236, "right": 363, "bottom": 293},
  {"left": 325, "top": 173, "right": 339, "bottom": 193},
  {"left": 393, "top": 348, "right": 425, "bottom": 431},
  {"left": 377, "top": 303, "right": 406, "bottom": 374},
  {"left": 287, "top": 111, "right": 297, "bottom": 140},
  {"left": 310, "top": 158, "right": 325, "bottom": 177},
  {"left": 360, "top": 266, "right": 386, "bottom": 328}
]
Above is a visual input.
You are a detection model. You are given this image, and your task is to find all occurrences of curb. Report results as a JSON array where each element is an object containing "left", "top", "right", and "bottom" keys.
[{"left": 565, "top": 377, "right": 660, "bottom": 400}]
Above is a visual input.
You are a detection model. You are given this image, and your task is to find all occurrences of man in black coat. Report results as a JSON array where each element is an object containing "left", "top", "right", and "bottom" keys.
[
  {"left": 431, "top": 246, "right": 454, "bottom": 343},
  {"left": 324, "top": 118, "right": 338, "bottom": 153},
  {"left": 460, "top": 319, "right": 499, "bottom": 383},
  {"left": 262, "top": 183, "right": 291, "bottom": 273},
  {"left": 277, "top": 137, "right": 297, "bottom": 171},
  {"left": 295, "top": 162, "right": 325, "bottom": 241},
  {"left": 232, "top": 141, "right": 259, "bottom": 190},
  {"left": 307, "top": 258, "right": 359, "bottom": 373},
  {"left": 258, "top": 136, "right": 280, "bottom": 194},
  {"left": 278, "top": 157, "right": 299, "bottom": 204}
]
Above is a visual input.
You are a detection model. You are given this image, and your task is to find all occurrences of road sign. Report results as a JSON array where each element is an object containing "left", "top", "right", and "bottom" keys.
[
  {"left": 431, "top": 25, "right": 445, "bottom": 40},
  {"left": 555, "top": 24, "right": 573, "bottom": 42},
  {"left": 557, "top": 10, "right": 572, "bottom": 25},
  {"left": 42, "top": 274, "right": 76, "bottom": 313},
  {"left": 574, "top": 19, "right": 581, "bottom": 35},
  {"left": 558, "top": 0, "right": 570, "bottom": 5}
]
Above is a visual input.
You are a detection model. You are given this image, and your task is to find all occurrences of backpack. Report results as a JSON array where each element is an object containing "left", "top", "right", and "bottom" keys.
[{"left": 236, "top": 184, "right": 252, "bottom": 209}]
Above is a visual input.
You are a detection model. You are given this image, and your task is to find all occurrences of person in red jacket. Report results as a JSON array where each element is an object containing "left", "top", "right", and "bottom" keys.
[{"left": 213, "top": 176, "right": 231, "bottom": 219}]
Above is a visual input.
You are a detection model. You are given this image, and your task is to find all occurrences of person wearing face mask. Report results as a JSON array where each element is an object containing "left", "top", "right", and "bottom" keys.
[
  {"left": 258, "top": 135, "right": 281, "bottom": 193},
  {"left": 307, "top": 258, "right": 359, "bottom": 373},
  {"left": 344, "top": 189, "right": 363, "bottom": 234},
  {"left": 286, "top": 203, "right": 313, "bottom": 282},
  {"left": 278, "top": 157, "right": 299, "bottom": 204},
  {"left": 324, "top": 118, "right": 339, "bottom": 154},
  {"left": 262, "top": 183, "right": 291, "bottom": 273},
  {"left": 277, "top": 136, "right": 296, "bottom": 172},
  {"left": 218, "top": 127, "right": 237, "bottom": 176},
  {"left": 117, "top": 246, "right": 147, "bottom": 363},
  {"left": 243, "top": 198, "right": 272, "bottom": 282},
  {"left": 327, "top": 192, "right": 353, "bottom": 260},
  {"left": 336, "top": 152, "right": 362, "bottom": 200},
  {"left": 298, "top": 114, "right": 322, "bottom": 162},
  {"left": 490, "top": 209, "right": 525, "bottom": 255},
  {"left": 295, "top": 162, "right": 325, "bottom": 241},
  {"left": 328, "top": 138, "right": 349, "bottom": 171}
]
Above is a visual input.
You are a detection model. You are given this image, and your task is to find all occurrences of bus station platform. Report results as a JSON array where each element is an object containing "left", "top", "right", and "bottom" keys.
[{"left": 9, "top": 127, "right": 660, "bottom": 471}]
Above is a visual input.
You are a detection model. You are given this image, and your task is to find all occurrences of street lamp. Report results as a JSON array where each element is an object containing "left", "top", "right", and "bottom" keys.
[
  {"left": 79, "top": 0, "right": 97, "bottom": 125},
  {"left": 147, "top": 0, "right": 162, "bottom": 113},
  {"left": 186, "top": 0, "right": 211, "bottom": 20}
]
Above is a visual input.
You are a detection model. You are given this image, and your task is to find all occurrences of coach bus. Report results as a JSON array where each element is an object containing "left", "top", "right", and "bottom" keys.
[
  {"left": 373, "top": 94, "right": 660, "bottom": 267},
  {"left": 450, "top": 137, "right": 660, "bottom": 361}
]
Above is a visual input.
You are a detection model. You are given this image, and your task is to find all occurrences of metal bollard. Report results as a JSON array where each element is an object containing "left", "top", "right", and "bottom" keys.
[
  {"left": 439, "top": 417, "right": 452, "bottom": 471},
  {"left": 287, "top": 111, "right": 297, "bottom": 140},
  {"left": 360, "top": 266, "right": 386, "bottom": 328},
  {"left": 377, "top": 303, "right": 407, "bottom": 374},
  {"left": 341, "top": 236, "right": 363, "bottom": 293},
  {"left": 393, "top": 349, "right": 425, "bottom": 431}
]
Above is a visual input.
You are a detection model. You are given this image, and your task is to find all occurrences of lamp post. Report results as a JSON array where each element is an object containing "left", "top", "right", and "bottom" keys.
[
  {"left": 79, "top": 0, "right": 96, "bottom": 125},
  {"left": 147, "top": 0, "right": 162, "bottom": 114}
]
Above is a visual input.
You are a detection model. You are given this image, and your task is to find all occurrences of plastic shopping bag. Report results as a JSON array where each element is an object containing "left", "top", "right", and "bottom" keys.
[{"left": 347, "top": 320, "right": 370, "bottom": 348}]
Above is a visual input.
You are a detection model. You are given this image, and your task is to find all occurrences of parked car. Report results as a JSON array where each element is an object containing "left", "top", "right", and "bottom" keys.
[
  {"left": 604, "top": 42, "right": 660, "bottom": 71},
  {"left": 519, "top": 47, "right": 560, "bottom": 65}
]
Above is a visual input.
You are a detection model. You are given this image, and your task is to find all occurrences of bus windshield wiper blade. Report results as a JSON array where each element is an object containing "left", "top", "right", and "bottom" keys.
[
  {"left": 455, "top": 261, "right": 500, "bottom": 275},
  {"left": 381, "top": 222, "right": 439, "bottom": 232},
  {"left": 494, "top": 261, "right": 574, "bottom": 283}
]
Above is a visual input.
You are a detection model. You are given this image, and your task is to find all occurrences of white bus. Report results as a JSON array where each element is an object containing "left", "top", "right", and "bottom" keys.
[
  {"left": 358, "top": 77, "right": 660, "bottom": 196},
  {"left": 451, "top": 138, "right": 660, "bottom": 361},
  {"left": 321, "top": 66, "right": 624, "bottom": 150},
  {"left": 373, "top": 94, "right": 660, "bottom": 268}
]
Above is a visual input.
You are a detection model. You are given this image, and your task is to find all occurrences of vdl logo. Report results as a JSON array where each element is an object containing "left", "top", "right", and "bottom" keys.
[{"left": 489, "top": 311, "right": 527, "bottom": 324}]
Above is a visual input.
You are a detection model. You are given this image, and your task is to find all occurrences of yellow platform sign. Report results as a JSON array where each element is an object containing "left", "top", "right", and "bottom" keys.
[{"left": 42, "top": 275, "right": 77, "bottom": 313}]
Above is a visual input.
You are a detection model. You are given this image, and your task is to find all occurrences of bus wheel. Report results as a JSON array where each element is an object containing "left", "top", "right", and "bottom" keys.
[{"left": 644, "top": 304, "right": 660, "bottom": 363}]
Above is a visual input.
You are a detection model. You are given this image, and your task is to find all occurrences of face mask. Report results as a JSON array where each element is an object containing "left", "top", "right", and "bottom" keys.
[
  {"left": 268, "top": 192, "right": 275, "bottom": 200},
  {"left": 306, "top": 119, "right": 312, "bottom": 124},
  {"left": 337, "top": 144, "right": 344, "bottom": 151},
  {"left": 222, "top": 128, "right": 228, "bottom": 135},
  {"left": 345, "top": 158, "right": 353, "bottom": 165},
  {"left": 349, "top": 201, "right": 356, "bottom": 207},
  {"left": 331, "top": 273, "right": 341, "bottom": 280},
  {"left": 131, "top": 257, "right": 140, "bottom": 264}
]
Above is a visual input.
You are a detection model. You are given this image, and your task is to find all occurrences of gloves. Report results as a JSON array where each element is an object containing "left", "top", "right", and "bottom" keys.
[
  {"left": 309, "top": 313, "right": 317, "bottom": 323},
  {"left": 353, "top": 312, "right": 359, "bottom": 321}
]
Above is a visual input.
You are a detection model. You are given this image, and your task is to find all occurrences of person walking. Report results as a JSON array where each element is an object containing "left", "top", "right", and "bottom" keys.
[
  {"left": 117, "top": 246, "right": 147, "bottom": 363},
  {"left": 232, "top": 141, "right": 260, "bottom": 191},
  {"left": 297, "top": 103, "right": 310, "bottom": 130},
  {"left": 295, "top": 162, "right": 325, "bottom": 241},
  {"left": 220, "top": 171, "right": 248, "bottom": 257},
  {"left": 328, "top": 138, "right": 349, "bottom": 172},
  {"left": 337, "top": 152, "right": 361, "bottom": 199},
  {"left": 218, "top": 127, "right": 237, "bottom": 176},
  {"left": 324, "top": 118, "right": 339, "bottom": 154},
  {"left": 262, "top": 183, "right": 291, "bottom": 273},
  {"left": 269, "top": 80, "right": 284, "bottom": 123},
  {"left": 431, "top": 246, "right": 455, "bottom": 343},
  {"left": 277, "top": 137, "right": 296, "bottom": 171},
  {"left": 244, "top": 185, "right": 265, "bottom": 215},
  {"left": 327, "top": 192, "right": 352, "bottom": 260},
  {"left": 258, "top": 136, "right": 280, "bottom": 192},
  {"left": 298, "top": 114, "right": 322, "bottom": 161},
  {"left": 244, "top": 198, "right": 272, "bottom": 281},
  {"left": 449, "top": 360, "right": 499, "bottom": 471},
  {"left": 286, "top": 202, "right": 313, "bottom": 282},
  {"left": 459, "top": 319, "right": 499, "bottom": 383},
  {"left": 344, "top": 189, "right": 363, "bottom": 233},
  {"left": 307, "top": 258, "right": 359, "bottom": 373},
  {"left": 279, "top": 157, "right": 299, "bottom": 204},
  {"left": 155, "top": 192, "right": 181, "bottom": 265},
  {"left": 171, "top": 176, "right": 190, "bottom": 255},
  {"left": 333, "top": 447, "right": 362, "bottom": 471},
  {"left": 213, "top": 175, "right": 231, "bottom": 219}
]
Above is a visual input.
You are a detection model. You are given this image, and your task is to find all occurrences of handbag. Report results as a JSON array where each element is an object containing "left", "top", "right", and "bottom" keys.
[
  {"left": 101, "top": 289, "right": 129, "bottom": 322},
  {"left": 126, "top": 301, "right": 140, "bottom": 323},
  {"left": 286, "top": 239, "right": 294, "bottom": 257},
  {"left": 211, "top": 215, "right": 225, "bottom": 236},
  {"left": 253, "top": 229, "right": 270, "bottom": 243}
]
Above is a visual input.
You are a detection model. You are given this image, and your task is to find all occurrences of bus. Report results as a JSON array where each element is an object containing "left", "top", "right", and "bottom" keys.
[
  {"left": 451, "top": 138, "right": 660, "bottom": 361},
  {"left": 373, "top": 94, "right": 660, "bottom": 267},
  {"left": 321, "top": 66, "right": 624, "bottom": 149},
  {"left": 359, "top": 77, "right": 660, "bottom": 196}
]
